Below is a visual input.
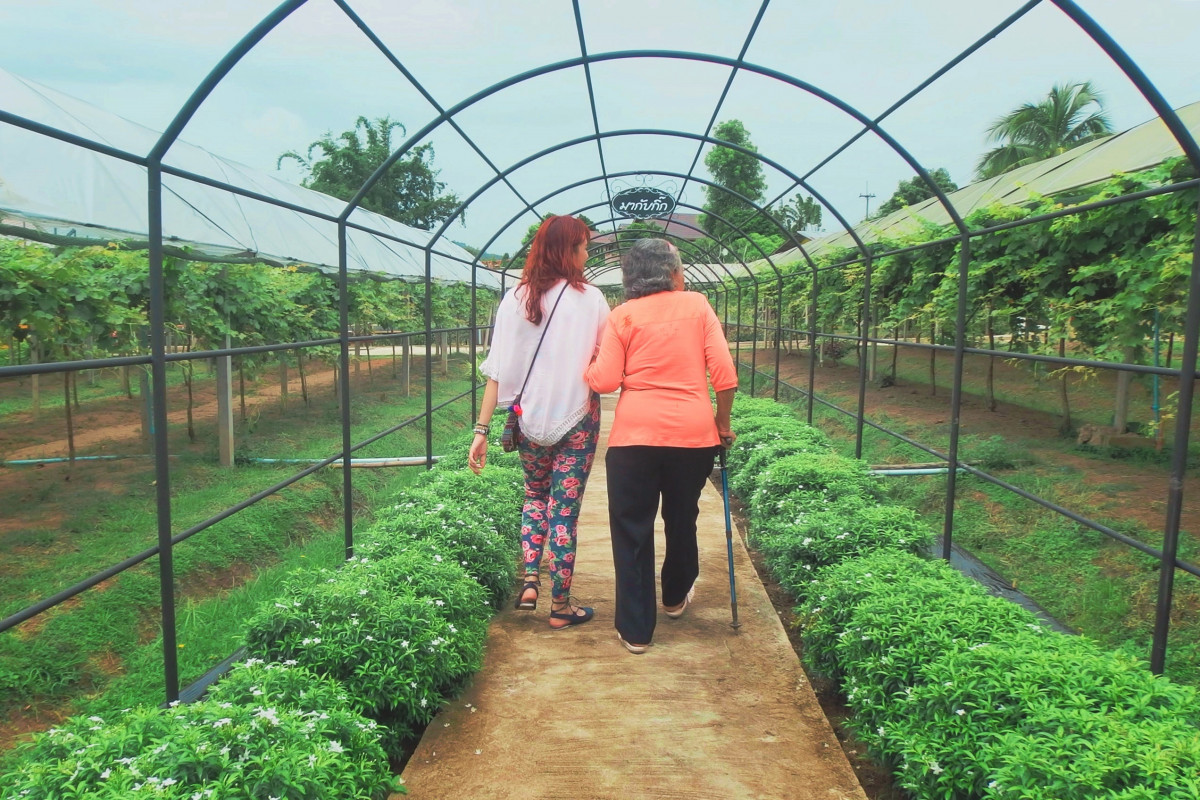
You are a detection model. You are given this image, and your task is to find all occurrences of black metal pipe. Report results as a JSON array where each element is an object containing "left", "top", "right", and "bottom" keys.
[
  {"left": 855, "top": 253, "right": 872, "bottom": 458},
  {"left": 942, "top": 236, "right": 972, "bottom": 559},
  {"left": 1151, "top": 189, "right": 1200, "bottom": 673},
  {"left": 147, "top": 161, "right": 179, "bottom": 703},
  {"left": 742, "top": 367, "right": 1200, "bottom": 579},
  {"left": 795, "top": 329, "right": 1192, "bottom": 379},
  {"left": 338, "top": 221, "right": 354, "bottom": 560}
]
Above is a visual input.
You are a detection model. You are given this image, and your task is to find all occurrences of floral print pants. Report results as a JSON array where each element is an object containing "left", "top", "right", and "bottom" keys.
[{"left": 518, "top": 393, "right": 600, "bottom": 605}]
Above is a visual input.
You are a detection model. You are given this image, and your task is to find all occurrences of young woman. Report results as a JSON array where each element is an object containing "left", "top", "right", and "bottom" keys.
[{"left": 468, "top": 215, "right": 610, "bottom": 629}]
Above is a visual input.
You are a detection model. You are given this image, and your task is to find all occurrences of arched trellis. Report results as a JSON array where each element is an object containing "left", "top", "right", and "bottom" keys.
[{"left": 0, "top": 0, "right": 1196, "bottom": 706}]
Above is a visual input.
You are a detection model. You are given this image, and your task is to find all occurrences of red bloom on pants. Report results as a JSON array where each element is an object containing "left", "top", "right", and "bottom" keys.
[{"left": 561, "top": 477, "right": 580, "bottom": 490}]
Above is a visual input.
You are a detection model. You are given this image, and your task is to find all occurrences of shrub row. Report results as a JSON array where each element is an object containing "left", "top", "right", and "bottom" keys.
[
  {"left": 727, "top": 399, "right": 1200, "bottom": 800},
  {"left": 2, "top": 433, "right": 525, "bottom": 799}
]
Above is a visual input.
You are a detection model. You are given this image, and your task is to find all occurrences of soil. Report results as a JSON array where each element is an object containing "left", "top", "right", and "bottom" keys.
[{"left": 757, "top": 346, "right": 1200, "bottom": 538}]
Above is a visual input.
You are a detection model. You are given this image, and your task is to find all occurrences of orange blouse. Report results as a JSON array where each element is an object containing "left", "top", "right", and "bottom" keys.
[{"left": 585, "top": 290, "right": 737, "bottom": 448}]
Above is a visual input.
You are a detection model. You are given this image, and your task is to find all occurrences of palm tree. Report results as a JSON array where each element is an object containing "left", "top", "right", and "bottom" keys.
[{"left": 974, "top": 81, "right": 1114, "bottom": 180}]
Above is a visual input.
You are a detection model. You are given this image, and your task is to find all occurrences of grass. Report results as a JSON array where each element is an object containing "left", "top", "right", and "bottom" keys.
[{"left": 0, "top": 354, "right": 481, "bottom": 739}]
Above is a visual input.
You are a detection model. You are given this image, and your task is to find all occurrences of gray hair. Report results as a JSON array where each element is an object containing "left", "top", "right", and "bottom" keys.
[{"left": 621, "top": 238, "right": 682, "bottom": 300}]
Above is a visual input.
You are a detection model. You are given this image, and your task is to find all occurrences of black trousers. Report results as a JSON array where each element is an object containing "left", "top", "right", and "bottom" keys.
[{"left": 606, "top": 445, "right": 717, "bottom": 645}]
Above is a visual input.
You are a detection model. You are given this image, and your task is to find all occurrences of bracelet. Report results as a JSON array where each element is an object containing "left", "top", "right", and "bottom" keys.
[{"left": 473, "top": 423, "right": 490, "bottom": 436}]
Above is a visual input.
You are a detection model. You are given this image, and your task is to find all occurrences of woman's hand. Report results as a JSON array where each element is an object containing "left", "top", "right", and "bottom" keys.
[
  {"left": 717, "top": 422, "right": 736, "bottom": 449},
  {"left": 468, "top": 434, "right": 489, "bottom": 474}
]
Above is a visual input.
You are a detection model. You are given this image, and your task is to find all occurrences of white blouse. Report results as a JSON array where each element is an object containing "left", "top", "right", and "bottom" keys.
[{"left": 480, "top": 280, "right": 610, "bottom": 446}]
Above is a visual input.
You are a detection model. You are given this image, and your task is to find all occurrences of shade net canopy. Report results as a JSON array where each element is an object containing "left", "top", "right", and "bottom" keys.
[
  {"left": 0, "top": 67, "right": 495, "bottom": 288},
  {"left": 0, "top": 0, "right": 1197, "bottom": 288}
]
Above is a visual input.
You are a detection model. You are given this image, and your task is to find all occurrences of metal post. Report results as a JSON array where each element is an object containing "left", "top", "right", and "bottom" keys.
[
  {"left": 338, "top": 222, "right": 353, "bottom": 560},
  {"left": 750, "top": 283, "right": 759, "bottom": 397},
  {"left": 470, "top": 261, "right": 479, "bottom": 423},
  {"left": 773, "top": 276, "right": 783, "bottom": 401},
  {"left": 941, "top": 237, "right": 971, "bottom": 560},
  {"left": 147, "top": 162, "right": 178, "bottom": 703},
  {"left": 425, "top": 248, "right": 435, "bottom": 469},
  {"left": 807, "top": 262, "right": 818, "bottom": 425},
  {"left": 855, "top": 254, "right": 872, "bottom": 459},
  {"left": 1151, "top": 191, "right": 1200, "bottom": 674}
]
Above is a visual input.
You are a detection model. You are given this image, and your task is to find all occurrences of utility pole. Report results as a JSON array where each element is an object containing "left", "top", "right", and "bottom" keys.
[{"left": 860, "top": 183, "right": 876, "bottom": 220}]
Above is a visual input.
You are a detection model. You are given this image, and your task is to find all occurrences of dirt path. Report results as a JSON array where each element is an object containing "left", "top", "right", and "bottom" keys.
[{"left": 397, "top": 393, "right": 867, "bottom": 800}]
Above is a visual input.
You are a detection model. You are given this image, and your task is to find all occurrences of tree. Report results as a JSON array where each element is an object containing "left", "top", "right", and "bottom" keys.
[
  {"left": 773, "top": 194, "right": 823, "bottom": 234},
  {"left": 873, "top": 168, "right": 958, "bottom": 218},
  {"left": 278, "top": 116, "right": 461, "bottom": 230},
  {"left": 975, "top": 81, "right": 1113, "bottom": 180},
  {"left": 701, "top": 120, "right": 768, "bottom": 242}
]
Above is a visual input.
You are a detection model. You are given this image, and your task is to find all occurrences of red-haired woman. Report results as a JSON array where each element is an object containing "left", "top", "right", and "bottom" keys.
[{"left": 468, "top": 215, "right": 610, "bottom": 629}]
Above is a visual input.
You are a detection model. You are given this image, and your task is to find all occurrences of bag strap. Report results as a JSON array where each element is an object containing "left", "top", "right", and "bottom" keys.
[{"left": 514, "top": 282, "right": 569, "bottom": 405}]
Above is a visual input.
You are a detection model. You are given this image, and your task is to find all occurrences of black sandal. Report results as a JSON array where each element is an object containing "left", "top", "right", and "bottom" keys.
[
  {"left": 515, "top": 580, "right": 539, "bottom": 610},
  {"left": 548, "top": 599, "right": 594, "bottom": 629}
]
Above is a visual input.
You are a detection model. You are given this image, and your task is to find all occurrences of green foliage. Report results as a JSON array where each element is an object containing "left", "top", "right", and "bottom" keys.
[
  {"left": 701, "top": 119, "right": 769, "bottom": 243},
  {"left": 0, "top": 661, "right": 393, "bottom": 800},
  {"left": 976, "top": 81, "right": 1114, "bottom": 180},
  {"left": 881, "top": 637, "right": 1200, "bottom": 799},
  {"left": 279, "top": 115, "right": 460, "bottom": 230},
  {"left": 243, "top": 552, "right": 484, "bottom": 750},
  {"left": 874, "top": 167, "right": 958, "bottom": 219},
  {"left": 963, "top": 434, "right": 1033, "bottom": 471},
  {"left": 748, "top": 451, "right": 876, "bottom": 516},
  {"left": 772, "top": 193, "right": 823, "bottom": 234},
  {"left": 368, "top": 481, "right": 521, "bottom": 609},
  {"left": 752, "top": 499, "right": 932, "bottom": 597}
]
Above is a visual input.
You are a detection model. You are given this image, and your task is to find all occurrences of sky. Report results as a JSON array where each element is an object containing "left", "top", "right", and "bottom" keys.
[{"left": 1, "top": 0, "right": 1198, "bottom": 256}]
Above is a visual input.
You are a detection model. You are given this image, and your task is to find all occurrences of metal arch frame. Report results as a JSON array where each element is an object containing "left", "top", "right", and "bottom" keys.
[
  {"left": 2, "top": 0, "right": 1198, "bottom": 704},
  {"left": 453, "top": 159, "right": 832, "bottom": 399}
]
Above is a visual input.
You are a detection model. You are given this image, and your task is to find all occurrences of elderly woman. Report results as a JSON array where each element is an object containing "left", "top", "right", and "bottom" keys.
[{"left": 584, "top": 238, "right": 737, "bottom": 653}]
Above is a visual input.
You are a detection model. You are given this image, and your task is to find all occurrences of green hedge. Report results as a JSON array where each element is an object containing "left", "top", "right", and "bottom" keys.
[
  {"left": 1, "top": 661, "right": 394, "bottom": 799},
  {"left": 3, "top": 431, "right": 529, "bottom": 797},
  {"left": 727, "top": 396, "right": 1200, "bottom": 800}
]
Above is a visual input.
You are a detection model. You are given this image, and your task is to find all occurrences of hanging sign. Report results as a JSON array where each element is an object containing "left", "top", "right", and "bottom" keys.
[{"left": 611, "top": 186, "right": 677, "bottom": 220}]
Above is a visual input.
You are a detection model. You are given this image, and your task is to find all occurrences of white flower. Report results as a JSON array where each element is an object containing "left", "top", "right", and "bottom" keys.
[
  {"left": 930, "top": 761, "right": 944, "bottom": 775},
  {"left": 212, "top": 718, "right": 233, "bottom": 728},
  {"left": 955, "top": 708, "right": 966, "bottom": 716},
  {"left": 876, "top": 727, "right": 885, "bottom": 737},
  {"left": 328, "top": 740, "right": 345, "bottom": 754},
  {"left": 100, "top": 769, "right": 111, "bottom": 779}
]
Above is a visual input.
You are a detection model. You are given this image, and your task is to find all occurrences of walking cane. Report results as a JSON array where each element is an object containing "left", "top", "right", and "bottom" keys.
[{"left": 719, "top": 446, "right": 740, "bottom": 629}]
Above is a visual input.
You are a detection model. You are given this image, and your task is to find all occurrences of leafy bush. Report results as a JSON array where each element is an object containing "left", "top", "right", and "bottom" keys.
[
  {"left": 369, "top": 486, "right": 519, "bottom": 608},
  {"left": 986, "top": 705, "right": 1200, "bottom": 799},
  {"left": 0, "top": 662, "right": 392, "bottom": 800},
  {"left": 726, "top": 414, "right": 827, "bottom": 471},
  {"left": 751, "top": 499, "right": 931, "bottom": 597},
  {"left": 428, "top": 431, "right": 523, "bottom": 473},
  {"left": 795, "top": 551, "right": 960, "bottom": 680},
  {"left": 409, "top": 465, "right": 525, "bottom": 542},
  {"left": 244, "top": 553, "right": 485, "bottom": 750},
  {"left": 878, "top": 637, "right": 1200, "bottom": 799},
  {"left": 749, "top": 451, "right": 876, "bottom": 529},
  {"left": 964, "top": 434, "right": 1032, "bottom": 471},
  {"left": 729, "top": 433, "right": 832, "bottom": 498},
  {"left": 729, "top": 396, "right": 797, "bottom": 421}
]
